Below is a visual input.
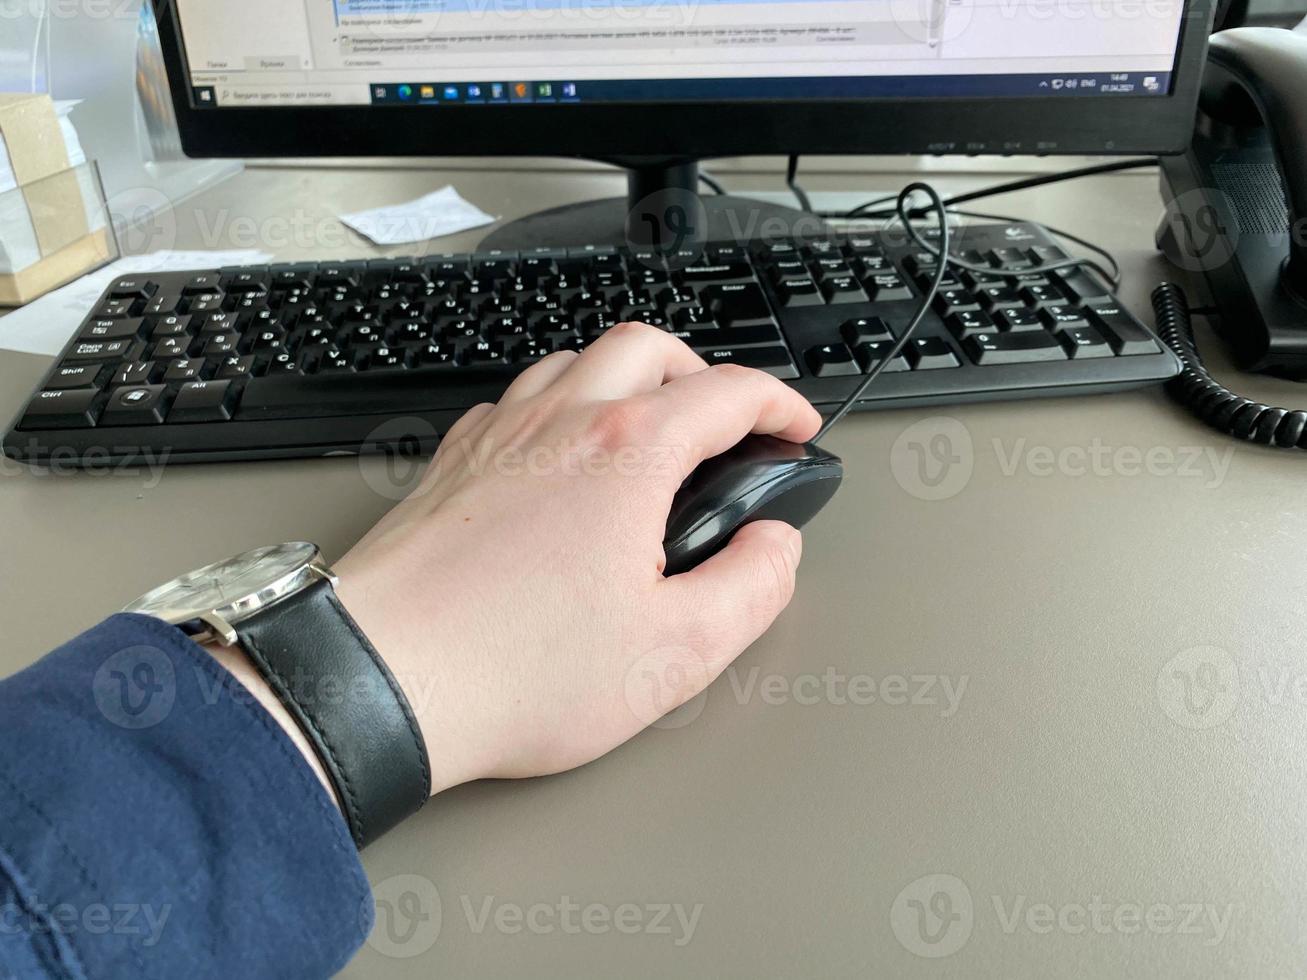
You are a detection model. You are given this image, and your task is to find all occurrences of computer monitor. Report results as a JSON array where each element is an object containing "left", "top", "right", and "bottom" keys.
[{"left": 150, "top": 0, "right": 1216, "bottom": 245}]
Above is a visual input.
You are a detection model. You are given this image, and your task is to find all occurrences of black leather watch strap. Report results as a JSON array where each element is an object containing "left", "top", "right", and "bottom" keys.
[{"left": 238, "top": 578, "right": 430, "bottom": 848}]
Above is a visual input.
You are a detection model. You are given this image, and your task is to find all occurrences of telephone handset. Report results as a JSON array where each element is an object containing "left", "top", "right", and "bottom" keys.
[{"left": 1156, "top": 27, "right": 1307, "bottom": 446}]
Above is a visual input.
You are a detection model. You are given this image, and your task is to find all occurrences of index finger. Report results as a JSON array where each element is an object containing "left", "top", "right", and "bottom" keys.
[{"left": 642, "top": 363, "right": 823, "bottom": 480}]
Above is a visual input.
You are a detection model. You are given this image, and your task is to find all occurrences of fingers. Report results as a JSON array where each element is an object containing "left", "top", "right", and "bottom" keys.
[
  {"left": 555, "top": 322, "right": 708, "bottom": 401},
  {"left": 660, "top": 521, "right": 803, "bottom": 671},
  {"left": 645, "top": 363, "right": 823, "bottom": 479},
  {"left": 498, "top": 349, "right": 580, "bottom": 404}
]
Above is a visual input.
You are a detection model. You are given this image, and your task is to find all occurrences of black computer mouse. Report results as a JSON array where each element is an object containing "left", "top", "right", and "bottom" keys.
[{"left": 662, "top": 435, "right": 844, "bottom": 576}]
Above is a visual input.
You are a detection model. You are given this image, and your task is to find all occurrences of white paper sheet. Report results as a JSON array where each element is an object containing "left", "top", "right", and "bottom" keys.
[
  {"left": 0, "top": 249, "right": 273, "bottom": 356},
  {"left": 339, "top": 185, "right": 496, "bottom": 246}
]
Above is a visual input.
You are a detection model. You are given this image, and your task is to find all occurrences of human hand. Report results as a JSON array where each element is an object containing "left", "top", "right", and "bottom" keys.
[{"left": 326, "top": 323, "right": 822, "bottom": 794}]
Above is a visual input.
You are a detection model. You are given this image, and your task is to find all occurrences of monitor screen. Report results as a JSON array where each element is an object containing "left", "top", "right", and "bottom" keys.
[{"left": 175, "top": 0, "right": 1190, "bottom": 109}]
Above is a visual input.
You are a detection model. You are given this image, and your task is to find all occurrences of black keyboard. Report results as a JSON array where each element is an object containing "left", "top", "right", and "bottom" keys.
[{"left": 2, "top": 222, "right": 1180, "bottom": 465}]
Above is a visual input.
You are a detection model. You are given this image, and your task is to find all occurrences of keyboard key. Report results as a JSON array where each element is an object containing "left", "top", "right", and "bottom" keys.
[
  {"left": 841, "top": 317, "right": 893, "bottom": 346},
  {"left": 806, "top": 344, "right": 860, "bottom": 377},
  {"left": 1054, "top": 271, "right": 1113, "bottom": 305},
  {"left": 1020, "top": 284, "right": 1067, "bottom": 308},
  {"left": 111, "top": 360, "right": 160, "bottom": 387},
  {"left": 933, "top": 289, "right": 981, "bottom": 316},
  {"left": 1086, "top": 304, "right": 1161, "bottom": 356},
  {"left": 964, "top": 331, "right": 1067, "bottom": 365},
  {"left": 695, "top": 346, "right": 799, "bottom": 380},
  {"left": 108, "top": 277, "right": 157, "bottom": 300},
  {"left": 150, "top": 314, "right": 193, "bottom": 338},
  {"left": 65, "top": 339, "right": 139, "bottom": 362},
  {"left": 1058, "top": 326, "right": 1114, "bottom": 359},
  {"left": 678, "top": 262, "right": 754, "bottom": 284},
  {"left": 777, "top": 277, "right": 824, "bottom": 308},
  {"left": 95, "top": 298, "right": 135, "bottom": 318},
  {"left": 864, "top": 274, "right": 913, "bottom": 302},
  {"left": 821, "top": 276, "right": 868, "bottom": 304},
  {"left": 907, "top": 337, "right": 961, "bottom": 370},
  {"left": 996, "top": 308, "right": 1044, "bottom": 333},
  {"left": 169, "top": 380, "right": 238, "bottom": 423},
  {"left": 44, "top": 364, "right": 101, "bottom": 390},
  {"left": 947, "top": 309, "right": 995, "bottom": 339},
  {"left": 853, "top": 342, "right": 910, "bottom": 374},
  {"left": 19, "top": 388, "right": 101, "bottom": 429},
  {"left": 706, "top": 282, "right": 773, "bottom": 324},
  {"left": 216, "top": 355, "right": 256, "bottom": 379},
  {"left": 101, "top": 385, "right": 169, "bottom": 426},
  {"left": 79, "top": 318, "right": 143, "bottom": 342},
  {"left": 1039, "top": 306, "right": 1092, "bottom": 332},
  {"left": 164, "top": 357, "right": 207, "bottom": 382}
]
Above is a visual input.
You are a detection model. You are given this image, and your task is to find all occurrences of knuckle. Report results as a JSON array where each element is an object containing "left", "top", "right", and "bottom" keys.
[
  {"left": 706, "top": 361, "right": 759, "bottom": 385},
  {"left": 584, "top": 398, "right": 653, "bottom": 450},
  {"left": 608, "top": 320, "right": 658, "bottom": 341}
]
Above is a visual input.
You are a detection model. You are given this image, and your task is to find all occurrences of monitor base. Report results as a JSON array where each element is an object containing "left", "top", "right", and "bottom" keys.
[
  {"left": 478, "top": 161, "right": 821, "bottom": 253},
  {"left": 479, "top": 194, "right": 819, "bottom": 252}
]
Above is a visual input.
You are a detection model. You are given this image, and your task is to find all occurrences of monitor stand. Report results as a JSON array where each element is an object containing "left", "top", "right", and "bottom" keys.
[{"left": 477, "top": 159, "right": 820, "bottom": 253}]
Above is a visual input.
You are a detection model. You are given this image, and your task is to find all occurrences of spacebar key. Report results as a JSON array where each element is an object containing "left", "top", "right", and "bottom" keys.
[
  {"left": 235, "top": 367, "right": 521, "bottom": 420},
  {"left": 695, "top": 345, "right": 799, "bottom": 379}
]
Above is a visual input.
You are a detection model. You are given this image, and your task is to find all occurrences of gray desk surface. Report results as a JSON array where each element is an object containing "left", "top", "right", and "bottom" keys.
[{"left": 3, "top": 163, "right": 1307, "bottom": 979}]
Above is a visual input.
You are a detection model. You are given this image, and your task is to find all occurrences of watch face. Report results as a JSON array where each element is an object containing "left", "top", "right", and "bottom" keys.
[{"left": 124, "top": 542, "right": 321, "bottom": 627}]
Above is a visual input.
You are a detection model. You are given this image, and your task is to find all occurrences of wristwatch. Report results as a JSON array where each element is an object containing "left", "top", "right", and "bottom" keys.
[{"left": 122, "top": 541, "right": 430, "bottom": 848}]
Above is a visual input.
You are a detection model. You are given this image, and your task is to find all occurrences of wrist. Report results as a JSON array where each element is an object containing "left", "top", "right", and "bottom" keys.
[
  {"left": 200, "top": 639, "right": 341, "bottom": 811},
  {"left": 333, "top": 558, "right": 491, "bottom": 797}
]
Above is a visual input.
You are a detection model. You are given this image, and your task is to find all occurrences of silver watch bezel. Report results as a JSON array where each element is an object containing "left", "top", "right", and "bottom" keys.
[{"left": 122, "top": 541, "right": 339, "bottom": 646}]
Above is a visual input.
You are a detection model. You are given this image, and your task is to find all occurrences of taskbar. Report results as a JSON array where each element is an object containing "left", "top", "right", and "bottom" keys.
[{"left": 362, "top": 72, "right": 1174, "bottom": 105}]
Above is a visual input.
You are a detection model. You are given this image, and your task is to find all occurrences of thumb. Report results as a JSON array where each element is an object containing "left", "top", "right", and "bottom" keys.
[{"left": 662, "top": 520, "right": 804, "bottom": 672}]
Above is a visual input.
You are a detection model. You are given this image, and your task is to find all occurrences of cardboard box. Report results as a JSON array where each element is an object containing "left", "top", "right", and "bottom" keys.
[{"left": 0, "top": 94, "right": 111, "bottom": 307}]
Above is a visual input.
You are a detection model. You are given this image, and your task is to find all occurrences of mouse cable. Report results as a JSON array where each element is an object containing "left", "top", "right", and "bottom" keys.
[
  {"left": 786, "top": 155, "right": 815, "bottom": 214},
  {"left": 1152, "top": 282, "right": 1307, "bottom": 447},
  {"left": 825, "top": 157, "right": 1160, "bottom": 222},
  {"left": 698, "top": 170, "right": 727, "bottom": 196},
  {"left": 814, "top": 182, "right": 951, "bottom": 442},
  {"left": 893, "top": 201, "right": 1120, "bottom": 289}
]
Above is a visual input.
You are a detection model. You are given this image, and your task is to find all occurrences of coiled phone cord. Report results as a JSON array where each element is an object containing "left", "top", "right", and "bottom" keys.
[{"left": 1151, "top": 282, "right": 1307, "bottom": 447}]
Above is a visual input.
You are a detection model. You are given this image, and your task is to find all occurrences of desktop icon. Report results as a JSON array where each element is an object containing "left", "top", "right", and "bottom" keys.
[
  {"left": 467, "top": 84, "right": 483, "bottom": 99},
  {"left": 373, "top": 86, "right": 388, "bottom": 99},
  {"left": 536, "top": 82, "right": 553, "bottom": 98},
  {"left": 1051, "top": 79, "right": 1064, "bottom": 90},
  {"left": 420, "top": 85, "right": 435, "bottom": 99},
  {"left": 561, "top": 82, "right": 577, "bottom": 98},
  {"left": 490, "top": 83, "right": 505, "bottom": 100},
  {"left": 512, "top": 82, "right": 531, "bottom": 101},
  {"left": 1143, "top": 75, "right": 1160, "bottom": 92},
  {"left": 443, "top": 85, "right": 460, "bottom": 100},
  {"left": 397, "top": 84, "right": 413, "bottom": 100}
]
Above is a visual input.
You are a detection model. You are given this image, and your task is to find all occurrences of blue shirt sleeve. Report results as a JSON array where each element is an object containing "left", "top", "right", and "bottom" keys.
[{"left": 0, "top": 613, "right": 373, "bottom": 979}]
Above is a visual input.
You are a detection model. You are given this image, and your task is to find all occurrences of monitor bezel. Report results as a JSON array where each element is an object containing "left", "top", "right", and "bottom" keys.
[{"left": 153, "top": 0, "right": 1217, "bottom": 161}]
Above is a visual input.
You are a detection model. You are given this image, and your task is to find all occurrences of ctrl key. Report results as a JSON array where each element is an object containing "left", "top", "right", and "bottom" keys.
[
  {"left": 168, "top": 379, "right": 238, "bottom": 423},
  {"left": 18, "top": 388, "right": 101, "bottom": 430}
]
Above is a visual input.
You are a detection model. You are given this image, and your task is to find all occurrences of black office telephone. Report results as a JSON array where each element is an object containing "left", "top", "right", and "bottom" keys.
[{"left": 1156, "top": 26, "right": 1307, "bottom": 445}]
